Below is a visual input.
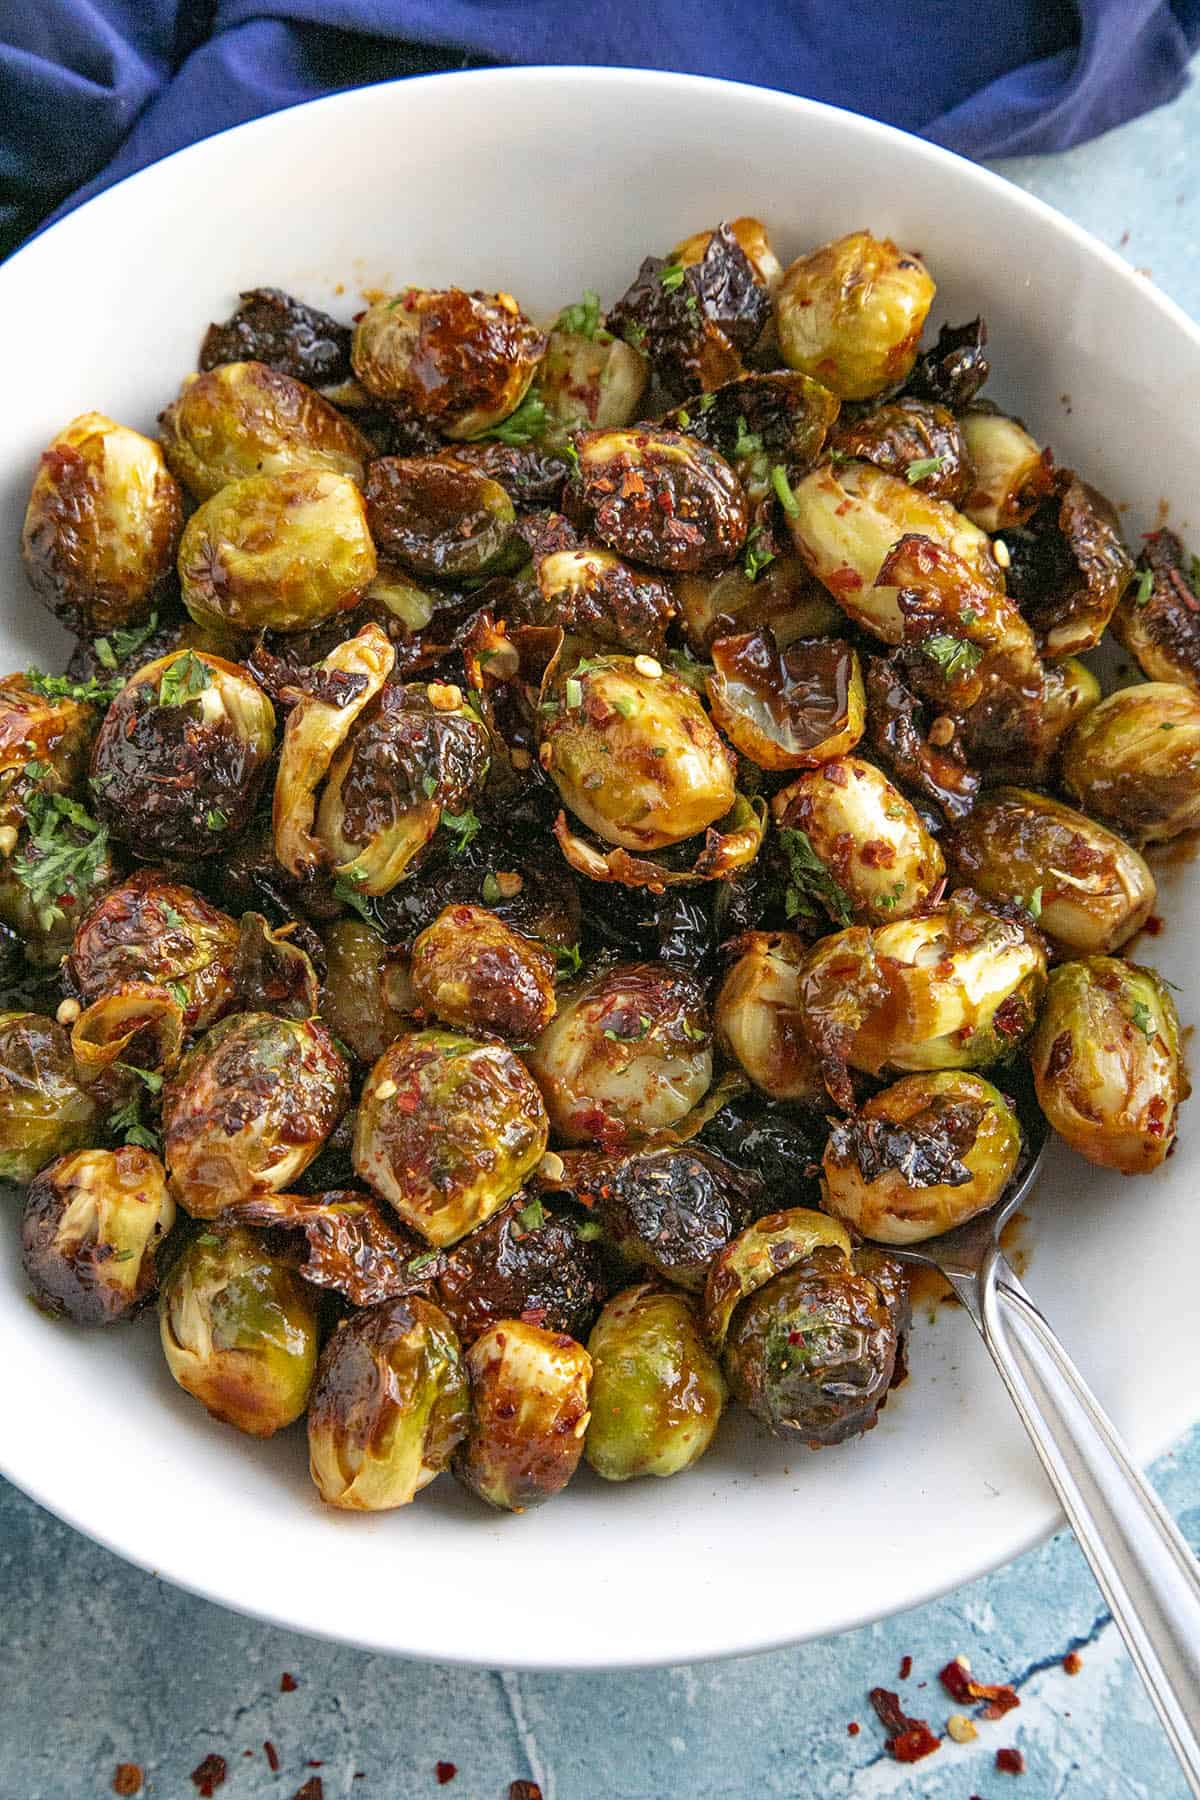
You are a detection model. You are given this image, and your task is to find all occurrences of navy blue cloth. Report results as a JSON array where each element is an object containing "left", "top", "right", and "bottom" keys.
[{"left": 3, "top": 2, "right": 1199, "bottom": 258}]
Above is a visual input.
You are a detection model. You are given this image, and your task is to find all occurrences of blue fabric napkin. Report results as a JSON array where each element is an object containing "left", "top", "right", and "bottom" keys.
[{"left": 3, "top": 2, "right": 1199, "bottom": 258}]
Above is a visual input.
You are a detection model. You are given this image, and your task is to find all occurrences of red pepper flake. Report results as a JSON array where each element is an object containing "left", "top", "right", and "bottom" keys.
[
  {"left": 291, "top": 1782, "right": 324, "bottom": 1800},
  {"left": 1063, "top": 1650, "right": 1083, "bottom": 1676},
  {"left": 868, "top": 1688, "right": 941, "bottom": 1763},
  {"left": 264, "top": 1741, "right": 280, "bottom": 1773},
  {"left": 996, "top": 1746, "right": 1026, "bottom": 1775},
  {"left": 1142, "top": 914, "right": 1164, "bottom": 936},
  {"left": 847, "top": 1721, "right": 860, "bottom": 1736},
  {"left": 307, "top": 1763, "right": 325, "bottom": 1770},
  {"left": 436, "top": 1762, "right": 458, "bottom": 1784},
  {"left": 898, "top": 1654, "right": 913, "bottom": 1681},
  {"left": 190, "top": 1754, "right": 227, "bottom": 1797},
  {"left": 938, "top": 1657, "right": 1019, "bottom": 1718},
  {"left": 112, "top": 1767, "right": 143, "bottom": 1797},
  {"left": 280, "top": 1672, "right": 298, "bottom": 1692},
  {"left": 508, "top": 1784, "right": 544, "bottom": 1800}
]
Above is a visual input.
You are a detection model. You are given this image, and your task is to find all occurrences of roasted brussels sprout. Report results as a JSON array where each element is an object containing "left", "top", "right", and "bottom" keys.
[
  {"left": 702, "top": 1206, "right": 852, "bottom": 1350},
  {"left": 455, "top": 1320, "right": 592, "bottom": 1512},
  {"left": 959, "top": 407, "right": 1052, "bottom": 531},
  {"left": 821, "top": 1072, "right": 1021, "bottom": 1244},
  {"left": 1003, "top": 472, "right": 1132, "bottom": 659},
  {"left": 697, "top": 1091, "right": 825, "bottom": 1205},
  {"left": 607, "top": 225, "right": 770, "bottom": 397},
  {"left": 158, "top": 361, "right": 372, "bottom": 500},
  {"left": 948, "top": 788, "right": 1156, "bottom": 955},
  {"left": 1111, "top": 529, "right": 1200, "bottom": 693},
  {"left": 530, "top": 547, "right": 675, "bottom": 656},
  {"left": 22, "top": 1146, "right": 175, "bottom": 1323},
  {"left": 676, "top": 555, "right": 841, "bottom": 655},
  {"left": 670, "top": 215, "right": 783, "bottom": 290},
  {"left": 664, "top": 371, "right": 840, "bottom": 499},
  {"left": 1030, "top": 957, "right": 1184, "bottom": 1172},
  {"left": 1038, "top": 655, "right": 1102, "bottom": 759},
  {"left": 862, "top": 650, "right": 980, "bottom": 823},
  {"left": 178, "top": 468, "right": 376, "bottom": 634},
  {"left": 22, "top": 412, "right": 183, "bottom": 633},
  {"left": 537, "top": 320, "right": 649, "bottom": 446},
  {"left": 442, "top": 439, "right": 570, "bottom": 509},
  {"left": 90, "top": 650, "right": 275, "bottom": 858},
  {"left": 585, "top": 1284, "right": 725, "bottom": 1480},
  {"left": 163, "top": 1013, "right": 349, "bottom": 1217},
  {"left": 564, "top": 1143, "right": 763, "bottom": 1290},
  {"left": 903, "top": 315, "right": 990, "bottom": 411},
  {"left": 714, "top": 931, "right": 823, "bottom": 1102},
  {"left": 318, "top": 918, "right": 410, "bottom": 1063},
  {"left": 828, "top": 398, "right": 972, "bottom": 505},
  {"left": 410, "top": 904, "right": 557, "bottom": 1042},
  {"left": 365, "top": 456, "right": 521, "bottom": 580},
  {"left": 1060, "top": 682, "right": 1200, "bottom": 844},
  {"left": 0, "top": 676, "right": 96, "bottom": 842},
  {"left": 705, "top": 631, "right": 864, "bottom": 770},
  {"left": 772, "top": 755, "right": 945, "bottom": 923},
  {"left": 159, "top": 1225, "right": 319, "bottom": 1436},
  {"left": 774, "top": 232, "right": 934, "bottom": 400},
  {"left": 67, "top": 871, "right": 240, "bottom": 1033},
  {"left": 0, "top": 1011, "right": 97, "bottom": 1182},
  {"left": 568, "top": 428, "right": 749, "bottom": 572},
  {"left": 354, "top": 1029, "right": 548, "bottom": 1245},
  {"left": 526, "top": 961, "right": 712, "bottom": 1144},
  {"left": 351, "top": 287, "right": 545, "bottom": 437},
  {"left": 200, "top": 287, "right": 353, "bottom": 388},
  {"left": 308, "top": 1295, "right": 468, "bottom": 1508},
  {"left": 0, "top": 783, "right": 116, "bottom": 970},
  {"left": 428, "top": 1191, "right": 608, "bottom": 1345}
]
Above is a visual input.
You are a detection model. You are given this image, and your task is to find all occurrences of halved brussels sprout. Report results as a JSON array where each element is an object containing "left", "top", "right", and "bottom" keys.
[
  {"left": 713, "top": 931, "right": 823, "bottom": 1102},
  {"left": 532, "top": 548, "right": 675, "bottom": 656},
  {"left": 585, "top": 1284, "right": 726, "bottom": 1481},
  {"left": 232, "top": 911, "right": 320, "bottom": 1021},
  {"left": 525, "top": 961, "right": 712, "bottom": 1144},
  {"left": 772, "top": 755, "right": 945, "bottom": 923},
  {"left": 1004, "top": 473, "right": 1133, "bottom": 659},
  {"left": 538, "top": 325, "right": 649, "bottom": 447},
  {"left": 410, "top": 904, "right": 557, "bottom": 1042},
  {"left": 0, "top": 1011, "right": 97, "bottom": 1182},
  {"left": 230, "top": 1187, "right": 422, "bottom": 1307},
  {"left": 364, "top": 456, "right": 521, "bottom": 579},
  {"left": 442, "top": 440, "right": 570, "bottom": 509},
  {"left": 607, "top": 226, "right": 770, "bottom": 397},
  {"left": 702, "top": 1207, "right": 852, "bottom": 1351},
  {"left": 959, "top": 408, "right": 1053, "bottom": 532},
  {"left": 568, "top": 428, "right": 749, "bottom": 572},
  {"left": 429, "top": 1191, "right": 609, "bottom": 1345},
  {"left": 351, "top": 287, "right": 545, "bottom": 437},
  {"left": 1060, "top": 682, "right": 1200, "bottom": 844},
  {"left": 67, "top": 871, "right": 241, "bottom": 1033},
  {"left": 565, "top": 1143, "right": 763, "bottom": 1291},
  {"left": 552, "top": 792, "right": 766, "bottom": 892},
  {"left": 22, "top": 412, "right": 183, "bottom": 632},
  {"left": 159, "top": 1225, "right": 319, "bottom": 1436},
  {"left": 670, "top": 215, "right": 783, "bottom": 289},
  {"left": 318, "top": 918, "right": 410, "bottom": 1063},
  {"left": 821, "top": 1071, "right": 1021, "bottom": 1244},
  {"left": 1030, "top": 958, "right": 1184, "bottom": 1172},
  {"left": 0, "top": 676, "right": 96, "bottom": 842},
  {"left": 455, "top": 1320, "right": 592, "bottom": 1512},
  {"left": 1111, "top": 530, "right": 1200, "bottom": 692},
  {"left": 774, "top": 232, "right": 935, "bottom": 400},
  {"left": 676, "top": 556, "right": 841, "bottom": 655},
  {"left": 829, "top": 398, "right": 972, "bottom": 506},
  {"left": 22, "top": 1146, "right": 175, "bottom": 1323},
  {"left": 200, "top": 287, "right": 353, "bottom": 388},
  {"left": 949, "top": 788, "right": 1156, "bottom": 956},
  {"left": 1039, "top": 656, "right": 1102, "bottom": 759},
  {"left": 705, "top": 631, "right": 864, "bottom": 770},
  {"left": 90, "top": 650, "right": 275, "bottom": 858},
  {"left": 163, "top": 1013, "right": 349, "bottom": 1217},
  {"left": 179, "top": 468, "right": 376, "bottom": 634}
]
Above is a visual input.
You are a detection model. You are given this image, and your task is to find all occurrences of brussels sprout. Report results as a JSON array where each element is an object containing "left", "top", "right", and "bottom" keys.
[
  {"left": 200, "top": 287, "right": 353, "bottom": 388},
  {"left": 677, "top": 555, "right": 842, "bottom": 655},
  {"left": 531, "top": 547, "right": 675, "bottom": 656},
  {"left": 670, "top": 215, "right": 783, "bottom": 290},
  {"left": 0, "top": 676, "right": 96, "bottom": 843},
  {"left": 663, "top": 372, "right": 841, "bottom": 501},
  {"left": 351, "top": 287, "right": 545, "bottom": 437},
  {"left": 821, "top": 1071, "right": 1021, "bottom": 1244},
  {"left": 67, "top": 871, "right": 240, "bottom": 1033},
  {"left": 713, "top": 931, "right": 823, "bottom": 1102},
  {"left": 0, "top": 1011, "right": 97, "bottom": 1182},
  {"left": 1111, "top": 529, "right": 1200, "bottom": 693},
  {"left": 702, "top": 1206, "right": 852, "bottom": 1349},
  {"left": 564, "top": 1143, "right": 763, "bottom": 1290},
  {"left": 69, "top": 981, "right": 184, "bottom": 1095},
  {"left": 903, "top": 316, "right": 990, "bottom": 411},
  {"left": 585, "top": 1284, "right": 726, "bottom": 1480},
  {"left": 410, "top": 904, "right": 557, "bottom": 1042},
  {"left": 772, "top": 756, "right": 945, "bottom": 924},
  {"left": 163, "top": 1013, "right": 349, "bottom": 1217},
  {"left": 554, "top": 788, "right": 766, "bottom": 892},
  {"left": 437, "top": 439, "right": 570, "bottom": 509},
  {"left": 1003, "top": 472, "right": 1132, "bottom": 659},
  {"left": 0, "top": 786, "right": 116, "bottom": 970},
  {"left": 537, "top": 324, "right": 649, "bottom": 447},
  {"left": 1030, "top": 957, "right": 1184, "bottom": 1172},
  {"left": 429, "top": 1191, "right": 608, "bottom": 1344},
  {"left": 455, "top": 1320, "right": 592, "bottom": 1512},
  {"left": 372, "top": 821, "right": 581, "bottom": 955},
  {"left": 1060, "top": 682, "right": 1200, "bottom": 844},
  {"left": 159, "top": 1225, "right": 319, "bottom": 1436},
  {"left": 231, "top": 911, "right": 320, "bottom": 1021},
  {"left": 525, "top": 961, "right": 712, "bottom": 1144},
  {"left": 364, "top": 456, "right": 522, "bottom": 579},
  {"left": 1038, "top": 655, "right": 1102, "bottom": 758},
  {"left": 948, "top": 788, "right": 1156, "bottom": 956},
  {"left": 22, "top": 1146, "right": 175, "bottom": 1323},
  {"left": 568, "top": 428, "right": 749, "bottom": 572},
  {"left": 706, "top": 630, "right": 864, "bottom": 770},
  {"left": 829, "top": 398, "right": 973, "bottom": 505},
  {"left": 774, "top": 232, "right": 935, "bottom": 400},
  {"left": 354, "top": 1029, "right": 548, "bottom": 1245},
  {"left": 959, "top": 408, "right": 1053, "bottom": 532},
  {"left": 697, "top": 1091, "right": 827, "bottom": 1206},
  {"left": 178, "top": 468, "right": 376, "bottom": 634},
  {"left": 538, "top": 654, "right": 735, "bottom": 850},
  {"left": 22, "top": 412, "right": 183, "bottom": 633},
  {"left": 318, "top": 918, "right": 410, "bottom": 1063},
  {"left": 90, "top": 650, "right": 275, "bottom": 858},
  {"left": 862, "top": 651, "right": 980, "bottom": 823},
  {"left": 607, "top": 226, "right": 770, "bottom": 397}
]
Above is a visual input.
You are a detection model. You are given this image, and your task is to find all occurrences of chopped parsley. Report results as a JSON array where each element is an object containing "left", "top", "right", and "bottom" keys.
[
  {"left": 24, "top": 668, "right": 119, "bottom": 707},
  {"left": 118, "top": 1064, "right": 164, "bottom": 1095},
  {"left": 555, "top": 289, "right": 605, "bottom": 339},
  {"left": 159, "top": 902, "right": 185, "bottom": 929},
  {"left": 676, "top": 409, "right": 692, "bottom": 429},
  {"left": 574, "top": 1217, "right": 604, "bottom": 1242},
  {"left": 107, "top": 1093, "right": 160, "bottom": 1153},
  {"left": 1025, "top": 885, "right": 1043, "bottom": 920},
  {"left": 565, "top": 677, "right": 583, "bottom": 710},
  {"left": 23, "top": 759, "right": 50, "bottom": 784},
  {"left": 333, "top": 871, "right": 374, "bottom": 922},
  {"left": 1132, "top": 566, "right": 1155, "bottom": 606},
  {"left": 12, "top": 791, "right": 109, "bottom": 931},
  {"left": 421, "top": 773, "right": 439, "bottom": 798},
  {"left": 732, "top": 416, "right": 764, "bottom": 460},
  {"left": 94, "top": 638, "right": 119, "bottom": 670},
  {"left": 205, "top": 807, "right": 229, "bottom": 832},
  {"left": 770, "top": 464, "right": 800, "bottom": 517},
  {"left": 603, "top": 1014, "right": 653, "bottom": 1042},
  {"left": 622, "top": 321, "right": 647, "bottom": 349},
  {"left": 516, "top": 1196, "right": 546, "bottom": 1233},
  {"left": 659, "top": 262, "right": 686, "bottom": 291},
  {"left": 158, "top": 651, "right": 211, "bottom": 709},
  {"left": 1129, "top": 997, "right": 1156, "bottom": 1038},
  {"left": 441, "top": 807, "right": 482, "bottom": 855},
  {"left": 474, "top": 387, "right": 546, "bottom": 448},
  {"left": 743, "top": 526, "right": 776, "bottom": 583},
  {"left": 778, "top": 826, "right": 853, "bottom": 928},
  {"left": 875, "top": 881, "right": 906, "bottom": 912},
  {"left": 561, "top": 438, "right": 580, "bottom": 473},
  {"left": 406, "top": 1250, "right": 440, "bottom": 1276},
  {"left": 554, "top": 941, "right": 583, "bottom": 979},
  {"left": 906, "top": 455, "right": 946, "bottom": 484},
  {"left": 167, "top": 981, "right": 190, "bottom": 1010},
  {"left": 921, "top": 634, "right": 983, "bottom": 683},
  {"left": 196, "top": 1233, "right": 222, "bottom": 1248}
]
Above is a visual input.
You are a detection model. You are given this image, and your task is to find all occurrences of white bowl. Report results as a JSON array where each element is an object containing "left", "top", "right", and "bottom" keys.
[{"left": 2, "top": 67, "right": 1198, "bottom": 1672}]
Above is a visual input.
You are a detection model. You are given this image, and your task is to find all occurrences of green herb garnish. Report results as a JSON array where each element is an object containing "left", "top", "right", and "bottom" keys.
[
  {"left": 1130, "top": 998, "right": 1156, "bottom": 1038},
  {"left": 921, "top": 634, "right": 984, "bottom": 683},
  {"left": 24, "top": 669, "right": 119, "bottom": 707},
  {"left": 196, "top": 1233, "right": 222, "bottom": 1248},
  {"left": 12, "top": 791, "right": 109, "bottom": 931},
  {"left": 732, "top": 417, "right": 764, "bottom": 460},
  {"left": 158, "top": 651, "right": 212, "bottom": 709},
  {"left": 1132, "top": 566, "right": 1155, "bottom": 606},
  {"left": 441, "top": 808, "right": 482, "bottom": 855},
  {"left": 118, "top": 1064, "right": 164, "bottom": 1095},
  {"left": 406, "top": 1250, "right": 440, "bottom": 1276},
  {"left": 906, "top": 455, "right": 946, "bottom": 484},
  {"left": 770, "top": 464, "right": 800, "bottom": 517},
  {"left": 205, "top": 807, "right": 229, "bottom": 832},
  {"left": 1025, "top": 885, "right": 1043, "bottom": 920},
  {"left": 743, "top": 526, "right": 776, "bottom": 583},
  {"left": 555, "top": 942, "right": 583, "bottom": 979},
  {"left": 94, "top": 638, "right": 118, "bottom": 670},
  {"left": 778, "top": 826, "right": 853, "bottom": 928},
  {"left": 481, "top": 871, "right": 502, "bottom": 905},
  {"left": 555, "top": 289, "right": 604, "bottom": 339},
  {"left": 659, "top": 262, "right": 686, "bottom": 291},
  {"left": 474, "top": 387, "right": 546, "bottom": 448},
  {"left": 333, "top": 871, "right": 374, "bottom": 922},
  {"left": 574, "top": 1217, "right": 604, "bottom": 1242},
  {"left": 516, "top": 1197, "right": 546, "bottom": 1233},
  {"left": 565, "top": 677, "right": 583, "bottom": 710},
  {"left": 666, "top": 649, "right": 712, "bottom": 693}
]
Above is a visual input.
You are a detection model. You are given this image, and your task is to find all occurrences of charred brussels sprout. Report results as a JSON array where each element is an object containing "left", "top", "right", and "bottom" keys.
[
  {"left": 90, "top": 650, "right": 275, "bottom": 858},
  {"left": 664, "top": 371, "right": 840, "bottom": 500},
  {"left": 22, "top": 1146, "right": 175, "bottom": 1323},
  {"left": 455, "top": 1320, "right": 592, "bottom": 1512},
  {"left": 200, "top": 287, "right": 353, "bottom": 388},
  {"left": 697, "top": 1091, "right": 826, "bottom": 1205},
  {"left": 22, "top": 412, "right": 183, "bottom": 633},
  {"left": 585, "top": 1284, "right": 725, "bottom": 1480},
  {"left": 350, "top": 287, "right": 545, "bottom": 438},
  {"left": 0, "top": 676, "right": 96, "bottom": 839},
  {"left": 159, "top": 1225, "right": 319, "bottom": 1436},
  {"left": 1111, "top": 529, "right": 1200, "bottom": 692},
  {"left": 772, "top": 755, "right": 945, "bottom": 924},
  {"left": 677, "top": 555, "right": 841, "bottom": 656},
  {"left": 1030, "top": 958, "right": 1184, "bottom": 1172},
  {"left": 364, "top": 456, "right": 521, "bottom": 579},
  {"left": 0, "top": 788, "right": 116, "bottom": 971},
  {"left": 443, "top": 439, "right": 569, "bottom": 509},
  {"left": 319, "top": 918, "right": 410, "bottom": 1063},
  {"left": 308, "top": 1295, "right": 468, "bottom": 1508},
  {"left": 903, "top": 316, "right": 990, "bottom": 411},
  {"left": 714, "top": 931, "right": 823, "bottom": 1102},
  {"left": 566, "top": 1143, "right": 763, "bottom": 1290},
  {"left": 706, "top": 631, "right": 864, "bottom": 770},
  {"left": 178, "top": 468, "right": 376, "bottom": 634},
  {"left": 959, "top": 408, "right": 1052, "bottom": 532},
  {"left": 538, "top": 322, "right": 649, "bottom": 446},
  {"left": 0, "top": 1011, "right": 97, "bottom": 1182},
  {"left": 607, "top": 224, "right": 770, "bottom": 397},
  {"left": 163, "top": 1013, "right": 349, "bottom": 1217},
  {"left": 429, "top": 1192, "right": 608, "bottom": 1345},
  {"left": 158, "top": 360, "right": 371, "bottom": 500},
  {"left": 774, "top": 232, "right": 934, "bottom": 400},
  {"left": 525, "top": 961, "right": 712, "bottom": 1144},
  {"left": 410, "top": 904, "right": 557, "bottom": 1042},
  {"left": 828, "top": 398, "right": 972, "bottom": 506},
  {"left": 670, "top": 216, "right": 783, "bottom": 290},
  {"left": 1004, "top": 473, "right": 1132, "bottom": 659},
  {"left": 568, "top": 428, "right": 749, "bottom": 572},
  {"left": 821, "top": 1072, "right": 1021, "bottom": 1244},
  {"left": 531, "top": 547, "right": 675, "bottom": 656},
  {"left": 67, "top": 871, "right": 241, "bottom": 1033},
  {"left": 1061, "top": 682, "right": 1200, "bottom": 844},
  {"left": 354, "top": 1030, "right": 548, "bottom": 1245}
]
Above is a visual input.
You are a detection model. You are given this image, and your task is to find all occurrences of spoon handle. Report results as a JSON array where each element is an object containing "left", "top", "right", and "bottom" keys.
[{"left": 948, "top": 1249, "right": 1200, "bottom": 1796}]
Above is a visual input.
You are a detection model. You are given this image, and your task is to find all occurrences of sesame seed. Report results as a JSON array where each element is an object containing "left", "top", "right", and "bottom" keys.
[
  {"left": 539, "top": 1150, "right": 565, "bottom": 1182},
  {"left": 928, "top": 714, "right": 956, "bottom": 747},
  {"left": 633, "top": 655, "right": 662, "bottom": 679},
  {"left": 993, "top": 537, "right": 1011, "bottom": 569},
  {"left": 374, "top": 1079, "right": 398, "bottom": 1101},
  {"left": 427, "top": 682, "right": 462, "bottom": 712},
  {"left": 946, "top": 1713, "right": 977, "bottom": 1744},
  {"left": 494, "top": 870, "right": 523, "bottom": 898},
  {"left": 55, "top": 998, "right": 82, "bottom": 1025}
]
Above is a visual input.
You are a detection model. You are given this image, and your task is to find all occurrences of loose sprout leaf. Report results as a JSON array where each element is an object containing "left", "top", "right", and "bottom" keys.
[
  {"left": 24, "top": 668, "right": 120, "bottom": 706},
  {"left": 1129, "top": 998, "right": 1156, "bottom": 1037},
  {"left": 472, "top": 386, "right": 547, "bottom": 447},
  {"left": 556, "top": 289, "right": 605, "bottom": 339},
  {"left": 778, "top": 825, "right": 854, "bottom": 928},
  {"left": 906, "top": 454, "right": 946, "bottom": 483},
  {"left": 1133, "top": 566, "right": 1155, "bottom": 606},
  {"left": 333, "top": 872, "right": 374, "bottom": 922},
  {"left": 441, "top": 808, "right": 482, "bottom": 855},
  {"left": 158, "top": 651, "right": 212, "bottom": 709},
  {"left": 771, "top": 464, "right": 801, "bottom": 516},
  {"left": 12, "top": 791, "right": 109, "bottom": 930},
  {"left": 921, "top": 634, "right": 983, "bottom": 682}
]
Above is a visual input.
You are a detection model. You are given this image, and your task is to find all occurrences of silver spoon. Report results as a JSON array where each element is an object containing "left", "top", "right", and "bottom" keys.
[{"left": 883, "top": 1131, "right": 1200, "bottom": 1794}]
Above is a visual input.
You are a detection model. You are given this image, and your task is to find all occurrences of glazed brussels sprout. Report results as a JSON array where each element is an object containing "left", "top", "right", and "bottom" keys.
[
  {"left": 318, "top": 918, "right": 410, "bottom": 1063},
  {"left": 22, "top": 1146, "right": 175, "bottom": 1324},
  {"left": 0, "top": 676, "right": 96, "bottom": 842},
  {"left": 22, "top": 412, "right": 183, "bottom": 633},
  {"left": 410, "top": 904, "right": 557, "bottom": 1042},
  {"left": 1004, "top": 473, "right": 1132, "bottom": 659},
  {"left": 442, "top": 439, "right": 569, "bottom": 509},
  {"left": 0, "top": 784, "right": 116, "bottom": 970},
  {"left": 0, "top": 1011, "right": 97, "bottom": 1182},
  {"left": 178, "top": 468, "right": 376, "bottom": 634},
  {"left": 364, "top": 456, "right": 521, "bottom": 579},
  {"left": 163, "top": 1013, "right": 349, "bottom": 1217},
  {"left": 308, "top": 1295, "right": 468, "bottom": 1508},
  {"left": 429, "top": 1192, "right": 608, "bottom": 1345},
  {"left": 774, "top": 232, "right": 935, "bottom": 400},
  {"left": 1030, "top": 958, "right": 1184, "bottom": 1172},
  {"left": 158, "top": 360, "right": 372, "bottom": 500},
  {"left": 607, "top": 225, "right": 771, "bottom": 397},
  {"left": 697, "top": 1091, "right": 826, "bottom": 1206},
  {"left": 772, "top": 755, "right": 945, "bottom": 924},
  {"left": 948, "top": 788, "right": 1156, "bottom": 956},
  {"left": 1111, "top": 530, "right": 1200, "bottom": 692},
  {"left": 1060, "top": 682, "right": 1200, "bottom": 844},
  {"left": 702, "top": 1206, "right": 852, "bottom": 1350},
  {"left": 525, "top": 961, "right": 712, "bottom": 1144},
  {"left": 663, "top": 371, "right": 841, "bottom": 503},
  {"left": 531, "top": 547, "right": 675, "bottom": 656},
  {"left": 585, "top": 1284, "right": 726, "bottom": 1481},
  {"left": 67, "top": 872, "right": 241, "bottom": 1033},
  {"left": 713, "top": 932, "right": 823, "bottom": 1102},
  {"left": 354, "top": 1029, "right": 548, "bottom": 1245},
  {"left": 959, "top": 408, "right": 1052, "bottom": 531},
  {"left": 537, "top": 319, "right": 649, "bottom": 446},
  {"left": 350, "top": 287, "right": 545, "bottom": 437},
  {"left": 821, "top": 1072, "right": 1021, "bottom": 1244},
  {"left": 90, "top": 650, "right": 275, "bottom": 858},
  {"left": 564, "top": 1143, "right": 763, "bottom": 1290},
  {"left": 568, "top": 428, "right": 749, "bottom": 572},
  {"left": 200, "top": 287, "right": 353, "bottom": 388},
  {"left": 159, "top": 1225, "right": 319, "bottom": 1436},
  {"left": 904, "top": 315, "right": 990, "bottom": 411},
  {"left": 1039, "top": 655, "right": 1102, "bottom": 757},
  {"left": 670, "top": 215, "right": 783, "bottom": 289},
  {"left": 705, "top": 631, "right": 865, "bottom": 770},
  {"left": 862, "top": 650, "right": 979, "bottom": 823},
  {"left": 676, "top": 555, "right": 841, "bottom": 656},
  {"left": 455, "top": 1320, "right": 592, "bottom": 1512},
  {"left": 828, "top": 398, "right": 972, "bottom": 506},
  {"left": 538, "top": 654, "right": 735, "bottom": 850}
]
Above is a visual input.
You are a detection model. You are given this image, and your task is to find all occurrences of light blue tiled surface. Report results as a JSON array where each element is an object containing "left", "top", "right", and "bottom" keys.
[{"left": 3, "top": 74, "right": 1200, "bottom": 1800}]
